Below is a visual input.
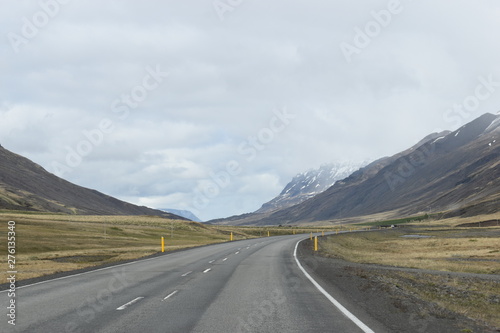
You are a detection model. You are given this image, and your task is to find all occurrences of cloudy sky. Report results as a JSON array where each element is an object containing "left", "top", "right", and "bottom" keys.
[{"left": 1, "top": 0, "right": 500, "bottom": 221}]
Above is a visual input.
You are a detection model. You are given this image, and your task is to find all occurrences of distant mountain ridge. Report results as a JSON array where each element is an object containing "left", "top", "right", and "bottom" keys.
[
  {"left": 161, "top": 209, "right": 201, "bottom": 222},
  {"left": 0, "top": 145, "right": 185, "bottom": 219},
  {"left": 256, "top": 162, "right": 368, "bottom": 214},
  {"left": 212, "top": 113, "right": 500, "bottom": 225}
]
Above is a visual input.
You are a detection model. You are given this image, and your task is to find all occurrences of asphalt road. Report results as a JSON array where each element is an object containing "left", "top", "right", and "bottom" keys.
[{"left": 1, "top": 234, "right": 389, "bottom": 333}]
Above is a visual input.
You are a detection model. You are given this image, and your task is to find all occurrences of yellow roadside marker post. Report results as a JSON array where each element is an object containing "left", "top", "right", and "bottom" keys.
[
  {"left": 310, "top": 232, "right": 313, "bottom": 240},
  {"left": 161, "top": 237, "right": 165, "bottom": 253},
  {"left": 230, "top": 232, "right": 233, "bottom": 241},
  {"left": 268, "top": 230, "right": 270, "bottom": 237},
  {"left": 314, "top": 236, "right": 318, "bottom": 252}
]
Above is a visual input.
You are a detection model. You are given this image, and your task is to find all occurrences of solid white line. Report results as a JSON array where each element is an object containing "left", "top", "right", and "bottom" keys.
[
  {"left": 162, "top": 290, "right": 178, "bottom": 301},
  {"left": 293, "top": 240, "right": 375, "bottom": 333},
  {"left": 116, "top": 297, "right": 144, "bottom": 311},
  {"left": 181, "top": 271, "right": 192, "bottom": 277},
  {"left": 203, "top": 268, "right": 211, "bottom": 273}
]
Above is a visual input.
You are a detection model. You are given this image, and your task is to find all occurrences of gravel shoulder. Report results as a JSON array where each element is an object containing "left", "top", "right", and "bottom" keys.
[{"left": 298, "top": 238, "right": 500, "bottom": 333}]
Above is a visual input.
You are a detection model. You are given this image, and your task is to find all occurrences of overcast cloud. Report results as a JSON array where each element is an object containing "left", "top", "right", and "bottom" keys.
[{"left": 1, "top": 0, "right": 500, "bottom": 220}]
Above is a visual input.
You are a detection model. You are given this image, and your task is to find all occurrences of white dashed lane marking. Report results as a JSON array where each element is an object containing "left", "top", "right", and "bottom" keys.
[
  {"left": 162, "top": 290, "right": 178, "bottom": 301},
  {"left": 116, "top": 297, "right": 144, "bottom": 311}
]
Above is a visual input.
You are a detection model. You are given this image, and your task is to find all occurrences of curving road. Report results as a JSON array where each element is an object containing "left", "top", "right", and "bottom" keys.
[{"left": 1, "top": 234, "right": 389, "bottom": 332}]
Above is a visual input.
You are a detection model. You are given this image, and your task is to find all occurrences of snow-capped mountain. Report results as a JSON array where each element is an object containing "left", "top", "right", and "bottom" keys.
[
  {"left": 210, "top": 113, "right": 499, "bottom": 226},
  {"left": 256, "top": 162, "right": 369, "bottom": 213}
]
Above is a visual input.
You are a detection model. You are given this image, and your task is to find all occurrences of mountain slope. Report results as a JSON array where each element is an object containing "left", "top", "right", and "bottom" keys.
[
  {"left": 260, "top": 113, "right": 500, "bottom": 224},
  {"left": 0, "top": 145, "right": 185, "bottom": 218},
  {"left": 215, "top": 113, "right": 499, "bottom": 225}
]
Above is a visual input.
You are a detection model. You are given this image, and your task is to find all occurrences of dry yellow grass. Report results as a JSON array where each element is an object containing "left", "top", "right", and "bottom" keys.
[{"left": 320, "top": 227, "right": 500, "bottom": 274}]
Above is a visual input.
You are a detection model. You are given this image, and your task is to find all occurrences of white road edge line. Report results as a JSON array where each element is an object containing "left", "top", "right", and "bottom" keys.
[
  {"left": 181, "top": 271, "right": 192, "bottom": 277},
  {"left": 116, "top": 297, "right": 144, "bottom": 311},
  {"left": 162, "top": 290, "right": 178, "bottom": 301},
  {"left": 293, "top": 240, "right": 375, "bottom": 333},
  {"left": 203, "top": 268, "right": 211, "bottom": 273}
]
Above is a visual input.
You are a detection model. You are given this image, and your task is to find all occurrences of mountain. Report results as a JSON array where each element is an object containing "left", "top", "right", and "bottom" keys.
[
  {"left": 209, "top": 162, "right": 368, "bottom": 225},
  {"left": 256, "top": 162, "right": 368, "bottom": 214},
  {"left": 214, "top": 113, "right": 500, "bottom": 225},
  {"left": 161, "top": 209, "right": 202, "bottom": 222},
  {"left": 0, "top": 145, "right": 185, "bottom": 219}
]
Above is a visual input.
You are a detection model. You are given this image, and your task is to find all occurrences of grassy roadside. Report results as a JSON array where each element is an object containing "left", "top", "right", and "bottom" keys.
[
  {"left": 317, "top": 213, "right": 500, "bottom": 330},
  {"left": 379, "top": 271, "right": 500, "bottom": 330},
  {"left": 320, "top": 227, "right": 500, "bottom": 274},
  {"left": 0, "top": 212, "right": 336, "bottom": 281}
]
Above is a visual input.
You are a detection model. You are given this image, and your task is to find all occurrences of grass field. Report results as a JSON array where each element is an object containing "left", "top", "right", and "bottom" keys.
[
  {"left": 0, "top": 211, "right": 338, "bottom": 281},
  {"left": 320, "top": 213, "right": 500, "bottom": 274}
]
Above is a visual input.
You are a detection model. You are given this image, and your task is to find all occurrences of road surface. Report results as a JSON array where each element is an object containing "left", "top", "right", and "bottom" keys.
[{"left": 1, "top": 234, "right": 389, "bottom": 332}]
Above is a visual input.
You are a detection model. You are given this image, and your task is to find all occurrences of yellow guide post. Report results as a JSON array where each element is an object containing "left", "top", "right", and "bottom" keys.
[
  {"left": 268, "top": 230, "right": 270, "bottom": 237},
  {"left": 314, "top": 236, "right": 318, "bottom": 251},
  {"left": 310, "top": 232, "right": 313, "bottom": 240},
  {"left": 230, "top": 232, "right": 233, "bottom": 241},
  {"left": 161, "top": 237, "right": 165, "bottom": 253}
]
